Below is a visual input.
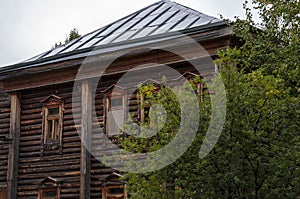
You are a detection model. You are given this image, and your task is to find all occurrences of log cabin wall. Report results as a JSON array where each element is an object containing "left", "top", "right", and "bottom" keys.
[
  {"left": 15, "top": 77, "right": 132, "bottom": 199},
  {"left": 0, "top": 25, "right": 233, "bottom": 199},
  {"left": 0, "top": 84, "right": 10, "bottom": 191},
  {"left": 90, "top": 83, "right": 111, "bottom": 199},
  {"left": 0, "top": 49, "right": 220, "bottom": 199},
  {"left": 18, "top": 82, "right": 82, "bottom": 198},
  {"left": 0, "top": 56, "right": 218, "bottom": 199}
]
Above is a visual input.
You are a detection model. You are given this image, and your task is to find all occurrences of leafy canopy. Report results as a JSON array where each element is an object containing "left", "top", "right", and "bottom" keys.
[{"left": 116, "top": 0, "right": 300, "bottom": 198}]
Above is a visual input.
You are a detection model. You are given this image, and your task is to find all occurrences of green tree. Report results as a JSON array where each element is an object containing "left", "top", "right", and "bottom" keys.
[
  {"left": 118, "top": 0, "right": 300, "bottom": 198},
  {"left": 52, "top": 28, "right": 81, "bottom": 49},
  {"left": 121, "top": 80, "right": 212, "bottom": 198},
  {"left": 64, "top": 28, "right": 81, "bottom": 44}
]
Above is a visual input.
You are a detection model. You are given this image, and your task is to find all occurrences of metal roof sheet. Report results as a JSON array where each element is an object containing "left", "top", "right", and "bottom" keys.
[
  {"left": 22, "top": 0, "right": 222, "bottom": 63},
  {"left": 0, "top": 0, "right": 228, "bottom": 75}
]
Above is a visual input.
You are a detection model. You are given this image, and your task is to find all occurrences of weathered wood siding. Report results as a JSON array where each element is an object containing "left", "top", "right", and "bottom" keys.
[
  {"left": 0, "top": 84, "right": 10, "bottom": 190},
  {"left": 18, "top": 83, "right": 82, "bottom": 198},
  {"left": 88, "top": 60, "right": 211, "bottom": 198},
  {"left": 1, "top": 58, "right": 215, "bottom": 199},
  {"left": 91, "top": 81, "right": 115, "bottom": 199}
]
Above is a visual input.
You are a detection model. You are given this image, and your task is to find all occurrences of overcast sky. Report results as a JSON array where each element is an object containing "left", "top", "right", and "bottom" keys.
[{"left": 0, "top": 0, "right": 256, "bottom": 67}]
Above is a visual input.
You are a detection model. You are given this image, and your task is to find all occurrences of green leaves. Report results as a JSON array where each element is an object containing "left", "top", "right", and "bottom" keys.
[
  {"left": 213, "top": 2, "right": 300, "bottom": 196},
  {"left": 52, "top": 28, "right": 81, "bottom": 49},
  {"left": 121, "top": 1, "right": 299, "bottom": 197}
]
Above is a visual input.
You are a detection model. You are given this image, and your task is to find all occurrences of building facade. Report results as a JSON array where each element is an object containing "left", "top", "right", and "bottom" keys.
[{"left": 0, "top": 0, "right": 233, "bottom": 198}]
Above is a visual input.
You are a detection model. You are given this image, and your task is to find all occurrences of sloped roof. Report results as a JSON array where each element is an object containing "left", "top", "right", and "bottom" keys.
[
  {"left": 0, "top": 0, "right": 227, "bottom": 74},
  {"left": 23, "top": 0, "right": 221, "bottom": 63}
]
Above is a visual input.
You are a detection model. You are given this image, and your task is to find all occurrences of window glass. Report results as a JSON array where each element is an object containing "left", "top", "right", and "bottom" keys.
[
  {"left": 109, "top": 187, "right": 124, "bottom": 194},
  {"left": 111, "top": 97, "right": 123, "bottom": 108},
  {"left": 48, "top": 108, "right": 59, "bottom": 115},
  {"left": 106, "top": 93, "right": 125, "bottom": 136},
  {"left": 47, "top": 119, "right": 59, "bottom": 139},
  {"left": 107, "top": 109, "right": 124, "bottom": 136},
  {"left": 43, "top": 189, "right": 57, "bottom": 198},
  {"left": 47, "top": 120, "right": 53, "bottom": 139},
  {"left": 139, "top": 85, "right": 160, "bottom": 124}
]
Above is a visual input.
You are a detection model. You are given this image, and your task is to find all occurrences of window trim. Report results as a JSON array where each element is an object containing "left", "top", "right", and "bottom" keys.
[
  {"left": 103, "top": 185, "right": 127, "bottom": 198},
  {"left": 172, "top": 72, "right": 207, "bottom": 102},
  {"left": 138, "top": 83, "right": 160, "bottom": 124},
  {"left": 103, "top": 85, "right": 127, "bottom": 137},
  {"left": 194, "top": 80, "right": 206, "bottom": 102},
  {"left": 40, "top": 95, "right": 64, "bottom": 155},
  {"left": 100, "top": 172, "right": 127, "bottom": 199},
  {"left": 40, "top": 187, "right": 59, "bottom": 199},
  {"left": 44, "top": 105, "right": 61, "bottom": 143},
  {"left": 38, "top": 177, "right": 61, "bottom": 199}
]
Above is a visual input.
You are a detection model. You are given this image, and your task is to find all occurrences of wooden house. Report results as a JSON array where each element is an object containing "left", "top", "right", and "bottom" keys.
[{"left": 0, "top": 0, "right": 233, "bottom": 198}]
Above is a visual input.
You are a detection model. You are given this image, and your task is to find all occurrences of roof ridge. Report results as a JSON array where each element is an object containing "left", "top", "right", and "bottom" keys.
[
  {"left": 58, "top": 1, "right": 163, "bottom": 53},
  {"left": 165, "top": 0, "right": 219, "bottom": 20},
  {"left": 163, "top": 0, "right": 203, "bottom": 16}
]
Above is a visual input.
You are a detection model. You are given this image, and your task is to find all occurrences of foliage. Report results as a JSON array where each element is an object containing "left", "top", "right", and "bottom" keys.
[
  {"left": 120, "top": 0, "right": 300, "bottom": 198},
  {"left": 52, "top": 28, "right": 81, "bottom": 49},
  {"left": 64, "top": 28, "right": 81, "bottom": 44},
  {"left": 121, "top": 79, "right": 212, "bottom": 199}
]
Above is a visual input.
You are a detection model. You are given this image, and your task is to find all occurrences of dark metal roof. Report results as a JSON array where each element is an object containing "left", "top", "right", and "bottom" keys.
[{"left": 0, "top": 0, "right": 226, "bottom": 74}]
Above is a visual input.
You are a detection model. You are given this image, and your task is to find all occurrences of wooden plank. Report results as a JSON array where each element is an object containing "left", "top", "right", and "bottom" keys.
[
  {"left": 80, "top": 80, "right": 92, "bottom": 199},
  {"left": 7, "top": 93, "right": 21, "bottom": 199},
  {"left": 0, "top": 190, "right": 6, "bottom": 199},
  {"left": 14, "top": 83, "right": 82, "bottom": 198}
]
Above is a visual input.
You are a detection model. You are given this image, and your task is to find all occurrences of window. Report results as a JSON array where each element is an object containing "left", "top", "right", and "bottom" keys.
[
  {"left": 0, "top": 189, "right": 6, "bottom": 199},
  {"left": 138, "top": 84, "right": 160, "bottom": 125},
  {"left": 108, "top": 186, "right": 124, "bottom": 195},
  {"left": 194, "top": 78, "right": 206, "bottom": 102},
  {"left": 41, "top": 95, "right": 64, "bottom": 154},
  {"left": 104, "top": 85, "right": 126, "bottom": 137},
  {"left": 38, "top": 177, "right": 61, "bottom": 199},
  {"left": 100, "top": 172, "right": 127, "bottom": 199},
  {"left": 139, "top": 93, "right": 153, "bottom": 125},
  {"left": 173, "top": 72, "right": 207, "bottom": 102},
  {"left": 104, "top": 185, "right": 126, "bottom": 199},
  {"left": 45, "top": 107, "right": 60, "bottom": 142},
  {"left": 41, "top": 188, "right": 58, "bottom": 199}
]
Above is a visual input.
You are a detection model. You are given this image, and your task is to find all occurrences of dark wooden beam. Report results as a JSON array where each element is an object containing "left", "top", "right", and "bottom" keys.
[
  {"left": 80, "top": 80, "right": 91, "bottom": 199},
  {"left": 7, "top": 93, "right": 21, "bottom": 199}
]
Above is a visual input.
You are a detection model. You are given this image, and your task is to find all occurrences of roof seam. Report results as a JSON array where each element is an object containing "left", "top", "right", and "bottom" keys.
[
  {"left": 61, "top": 27, "right": 108, "bottom": 53},
  {"left": 91, "top": 12, "right": 142, "bottom": 47},
  {"left": 12, "top": 0, "right": 223, "bottom": 66},
  {"left": 108, "top": 1, "right": 165, "bottom": 44},
  {"left": 145, "top": 9, "right": 181, "bottom": 37},
  {"left": 166, "top": 0, "right": 202, "bottom": 16},
  {"left": 75, "top": 2, "right": 163, "bottom": 50},
  {"left": 168, "top": 13, "right": 190, "bottom": 31},
  {"left": 0, "top": 21, "right": 228, "bottom": 74},
  {"left": 186, "top": 16, "right": 202, "bottom": 29},
  {"left": 126, "top": 6, "right": 173, "bottom": 41}
]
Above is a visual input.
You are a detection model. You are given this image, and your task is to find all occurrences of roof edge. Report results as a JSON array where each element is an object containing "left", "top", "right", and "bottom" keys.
[{"left": 0, "top": 21, "right": 229, "bottom": 76}]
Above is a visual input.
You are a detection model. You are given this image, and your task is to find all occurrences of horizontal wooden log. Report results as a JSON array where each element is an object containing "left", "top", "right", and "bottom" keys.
[
  {"left": 19, "top": 154, "right": 80, "bottom": 163},
  {"left": 18, "top": 171, "right": 80, "bottom": 180}
]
